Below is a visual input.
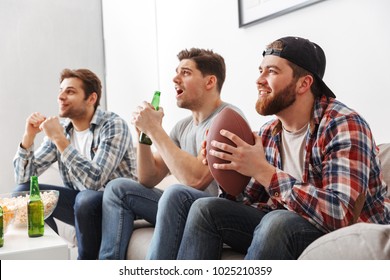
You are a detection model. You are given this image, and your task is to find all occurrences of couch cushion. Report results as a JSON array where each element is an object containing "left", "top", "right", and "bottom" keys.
[
  {"left": 299, "top": 223, "right": 390, "bottom": 259},
  {"left": 54, "top": 217, "right": 77, "bottom": 246},
  {"left": 54, "top": 217, "right": 78, "bottom": 260},
  {"left": 378, "top": 143, "right": 390, "bottom": 198},
  {"left": 39, "top": 163, "right": 63, "bottom": 186},
  {"left": 126, "top": 227, "right": 154, "bottom": 260}
]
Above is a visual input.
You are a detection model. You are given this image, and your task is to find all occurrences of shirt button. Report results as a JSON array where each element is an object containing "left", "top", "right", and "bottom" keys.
[{"left": 274, "top": 192, "right": 279, "bottom": 197}]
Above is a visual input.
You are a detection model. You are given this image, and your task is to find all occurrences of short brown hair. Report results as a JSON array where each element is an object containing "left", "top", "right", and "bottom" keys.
[
  {"left": 60, "top": 68, "right": 102, "bottom": 110},
  {"left": 177, "top": 48, "right": 226, "bottom": 93}
]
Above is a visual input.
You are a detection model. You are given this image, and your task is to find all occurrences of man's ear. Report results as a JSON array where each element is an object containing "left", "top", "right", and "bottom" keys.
[
  {"left": 205, "top": 75, "right": 217, "bottom": 90},
  {"left": 297, "top": 75, "right": 314, "bottom": 95},
  {"left": 88, "top": 92, "right": 98, "bottom": 106}
]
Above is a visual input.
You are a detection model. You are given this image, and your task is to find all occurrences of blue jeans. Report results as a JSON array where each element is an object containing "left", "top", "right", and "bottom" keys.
[
  {"left": 15, "top": 183, "right": 103, "bottom": 260},
  {"left": 176, "top": 197, "right": 325, "bottom": 259},
  {"left": 147, "top": 184, "right": 212, "bottom": 259},
  {"left": 99, "top": 178, "right": 163, "bottom": 259}
]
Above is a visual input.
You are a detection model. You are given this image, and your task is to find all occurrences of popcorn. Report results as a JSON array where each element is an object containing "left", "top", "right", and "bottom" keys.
[{"left": 0, "top": 191, "right": 59, "bottom": 226}]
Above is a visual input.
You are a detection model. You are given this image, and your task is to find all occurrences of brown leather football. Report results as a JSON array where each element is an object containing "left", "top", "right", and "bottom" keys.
[{"left": 206, "top": 107, "right": 254, "bottom": 196}]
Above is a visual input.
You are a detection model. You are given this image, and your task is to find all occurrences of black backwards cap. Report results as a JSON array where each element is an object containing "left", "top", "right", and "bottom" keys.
[{"left": 262, "top": 36, "right": 336, "bottom": 98}]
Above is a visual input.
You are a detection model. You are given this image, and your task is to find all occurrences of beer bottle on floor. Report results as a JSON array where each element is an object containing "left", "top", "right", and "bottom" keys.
[
  {"left": 139, "top": 91, "right": 161, "bottom": 145},
  {"left": 28, "top": 176, "right": 44, "bottom": 237},
  {"left": 0, "top": 205, "right": 4, "bottom": 247}
]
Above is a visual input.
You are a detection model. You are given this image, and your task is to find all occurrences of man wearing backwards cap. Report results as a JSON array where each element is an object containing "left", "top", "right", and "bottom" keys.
[{"left": 148, "top": 36, "right": 389, "bottom": 260}]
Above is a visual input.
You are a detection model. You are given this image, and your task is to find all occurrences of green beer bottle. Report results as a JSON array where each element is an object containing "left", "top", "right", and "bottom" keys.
[
  {"left": 28, "top": 176, "right": 44, "bottom": 237},
  {"left": 0, "top": 205, "right": 4, "bottom": 247},
  {"left": 139, "top": 91, "right": 161, "bottom": 145}
]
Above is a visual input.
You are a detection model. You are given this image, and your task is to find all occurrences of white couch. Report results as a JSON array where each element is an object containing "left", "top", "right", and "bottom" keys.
[{"left": 40, "top": 144, "right": 390, "bottom": 260}]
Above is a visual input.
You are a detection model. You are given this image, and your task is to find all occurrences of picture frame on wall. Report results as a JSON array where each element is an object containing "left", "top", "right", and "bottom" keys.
[{"left": 238, "top": 0, "right": 326, "bottom": 27}]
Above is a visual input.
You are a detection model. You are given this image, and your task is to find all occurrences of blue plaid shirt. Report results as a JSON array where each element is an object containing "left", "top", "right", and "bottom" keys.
[
  {"left": 243, "top": 96, "right": 390, "bottom": 233},
  {"left": 14, "top": 107, "right": 137, "bottom": 191}
]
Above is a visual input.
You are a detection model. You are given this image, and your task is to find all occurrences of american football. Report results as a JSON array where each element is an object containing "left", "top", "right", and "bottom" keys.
[{"left": 206, "top": 107, "right": 255, "bottom": 196}]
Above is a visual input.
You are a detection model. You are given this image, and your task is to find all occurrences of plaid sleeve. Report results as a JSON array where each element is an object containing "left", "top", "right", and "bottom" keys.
[
  {"left": 13, "top": 138, "right": 58, "bottom": 184},
  {"left": 268, "top": 114, "right": 377, "bottom": 232},
  {"left": 61, "top": 116, "right": 131, "bottom": 191}
]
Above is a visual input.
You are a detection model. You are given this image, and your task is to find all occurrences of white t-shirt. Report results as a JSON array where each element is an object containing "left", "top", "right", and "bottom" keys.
[
  {"left": 70, "top": 128, "right": 93, "bottom": 160},
  {"left": 280, "top": 124, "right": 308, "bottom": 180},
  {"left": 70, "top": 128, "right": 93, "bottom": 190}
]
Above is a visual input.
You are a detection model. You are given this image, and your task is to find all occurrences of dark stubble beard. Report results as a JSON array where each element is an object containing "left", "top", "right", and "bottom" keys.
[
  {"left": 177, "top": 97, "right": 202, "bottom": 111},
  {"left": 59, "top": 105, "right": 88, "bottom": 119},
  {"left": 255, "top": 80, "right": 297, "bottom": 116}
]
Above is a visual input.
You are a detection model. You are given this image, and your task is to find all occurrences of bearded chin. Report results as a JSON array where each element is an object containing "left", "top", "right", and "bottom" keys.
[
  {"left": 255, "top": 83, "right": 297, "bottom": 116},
  {"left": 256, "top": 98, "right": 270, "bottom": 116}
]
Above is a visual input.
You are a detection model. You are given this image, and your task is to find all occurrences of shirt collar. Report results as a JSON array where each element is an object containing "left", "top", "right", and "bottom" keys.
[{"left": 272, "top": 95, "right": 331, "bottom": 136}]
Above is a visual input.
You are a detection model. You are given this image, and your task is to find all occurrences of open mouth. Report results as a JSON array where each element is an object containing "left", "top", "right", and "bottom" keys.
[{"left": 176, "top": 88, "right": 184, "bottom": 97}]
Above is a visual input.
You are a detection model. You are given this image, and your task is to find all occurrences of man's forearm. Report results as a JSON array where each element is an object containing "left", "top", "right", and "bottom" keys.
[
  {"left": 21, "top": 133, "right": 35, "bottom": 150},
  {"left": 52, "top": 136, "right": 70, "bottom": 153}
]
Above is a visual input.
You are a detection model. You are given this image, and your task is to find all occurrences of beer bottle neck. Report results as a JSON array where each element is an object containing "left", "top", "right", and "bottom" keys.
[{"left": 30, "top": 177, "right": 41, "bottom": 199}]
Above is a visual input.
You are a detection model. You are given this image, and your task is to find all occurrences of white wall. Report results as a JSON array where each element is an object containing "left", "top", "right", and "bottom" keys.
[
  {"left": 0, "top": 0, "right": 106, "bottom": 193},
  {"left": 102, "top": 0, "right": 159, "bottom": 140},
  {"left": 103, "top": 0, "right": 390, "bottom": 147}
]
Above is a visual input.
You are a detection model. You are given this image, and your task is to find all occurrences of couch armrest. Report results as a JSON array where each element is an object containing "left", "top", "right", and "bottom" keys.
[{"left": 299, "top": 223, "right": 390, "bottom": 259}]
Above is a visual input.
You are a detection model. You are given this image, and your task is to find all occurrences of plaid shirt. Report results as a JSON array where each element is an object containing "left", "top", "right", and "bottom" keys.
[
  {"left": 243, "top": 96, "right": 390, "bottom": 233},
  {"left": 14, "top": 107, "right": 137, "bottom": 191}
]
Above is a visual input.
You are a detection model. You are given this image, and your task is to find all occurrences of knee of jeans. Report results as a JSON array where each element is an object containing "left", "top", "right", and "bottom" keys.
[
  {"left": 74, "top": 190, "right": 103, "bottom": 214},
  {"left": 186, "top": 197, "right": 220, "bottom": 225},
  {"left": 157, "top": 184, "right": 191, "bottom": 210},
  {"left": 191, "top": 197, "right": 220, "bottom": 214},
  {"left": 256, "top": 210, "right": 294, "bottom": 235},
  {"left": 159, "top": 184, "right": 185, "bottom": 201},
  {"left": 191, "top": 197, "right": 211, "bottom": 210},
  {"left": 105, "top": 177, "right": 132, "bottom": 190},
  {"left": 187, "top": 198, "right": 208, "bottom": 218},
  {"left": 104, "top": 178, "right": 145, "bottom": 201}
]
